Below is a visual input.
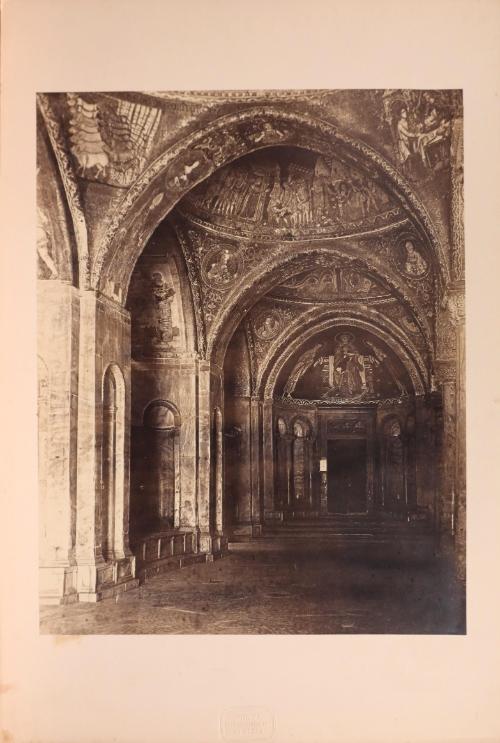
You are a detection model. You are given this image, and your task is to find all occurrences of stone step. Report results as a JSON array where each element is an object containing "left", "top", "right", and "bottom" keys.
[
  {"left": 232, "top": 533, "right": 433, "bottom": 544},
  {"left": 262, "top": 525, "right": 431, "bottom": 536},
  {"left": 228, "top": 537, "right": 436, "bottom": 561}
]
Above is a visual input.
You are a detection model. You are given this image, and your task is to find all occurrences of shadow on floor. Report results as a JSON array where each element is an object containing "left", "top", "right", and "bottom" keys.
[{"left": 40, "top": 541, "right": 466, "bottom": 635}]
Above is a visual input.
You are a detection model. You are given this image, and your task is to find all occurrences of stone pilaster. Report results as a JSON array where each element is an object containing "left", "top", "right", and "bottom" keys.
[
  {"left": 262, "top": 399, "right": 274, "bottom": 518},
  {"left": 440, "top": 376, "right": 457, "bottom": 535},
  {"left": 74, "top": 290, "right": 105, "bottom": 599},
  {"left": 75, "top": 291, "right": 137, "bottom": 601},
  {"left": 435, "top": 284, "right": 465, "bottom": 579},
  {"left": 454, "top": 295, "right": 466, "bottom": 580},
  {"left": 38, "top": 281, "right": 79, "bottom": 604}
]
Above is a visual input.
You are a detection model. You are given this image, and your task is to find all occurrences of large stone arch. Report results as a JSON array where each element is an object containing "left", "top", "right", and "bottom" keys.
[
  {"left": 94, "top": 106, "right": 449, "bottom": 297},
  {"left": 256, "top": 303, "right": 429, "bottom": 396},
  {"left": 261, "top": 315, "right": 427, "bottom": 398},
  {"left": 208, "top": 244, "right": 433, "bottom": 370}
]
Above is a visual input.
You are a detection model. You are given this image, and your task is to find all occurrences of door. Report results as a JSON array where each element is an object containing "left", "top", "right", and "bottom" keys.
[{"left": 327, "top": 438, "right": 367, "bottom": 514}]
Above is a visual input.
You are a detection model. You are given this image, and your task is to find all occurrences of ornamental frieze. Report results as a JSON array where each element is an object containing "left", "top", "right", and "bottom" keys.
[{"left": 270, "top": 265, "right": 391, "bottom": 302}]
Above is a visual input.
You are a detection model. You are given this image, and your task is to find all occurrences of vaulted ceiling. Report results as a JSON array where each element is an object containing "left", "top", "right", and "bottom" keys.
[{"left": 179, "top": 146, "right": 403, "bottom": 241}]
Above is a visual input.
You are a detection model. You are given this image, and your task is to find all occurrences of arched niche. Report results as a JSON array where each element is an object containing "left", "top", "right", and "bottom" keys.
[
  {"left": 101, "top": 363, "right": 126, "bottom": 560},
  {"left": 379, "top": 414, "right": 407, "bottom": 514},
  {"left": 274, "top": 416, "right": 291, "bottom": 510},
  {"left": 130, "top": 399, "right": 181, "bottom": 537},
  {"left": 144, "top": 402, "right": 178, "bottom": 430},
  {"left": 126, "top": 222, "right": 197, "bottom": 358},
  {"left": 289, "top": 416, "right": 314, "bottom": 511}
]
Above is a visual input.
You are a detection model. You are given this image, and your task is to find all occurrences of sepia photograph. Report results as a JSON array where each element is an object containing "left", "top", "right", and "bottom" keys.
[
  {"left": 2, "top": 2, "right": 500, "bottom": 742},
  {"left": 37, "top": 88, "right": 466, "bottom": 635}
]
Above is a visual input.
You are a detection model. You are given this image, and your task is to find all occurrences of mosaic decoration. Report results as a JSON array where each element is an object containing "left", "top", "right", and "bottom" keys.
[
  {"left": 201, "top": 246, "right": 241, "bottom": 288},
  {"left": 282, "top": 331, "right": 409, "bottom": 401},
  {"left": 66, "top": 93, "right": 161, "bottom": 187},
  {"left": 181, "top": 148, "right": 402, "bottom": 240},
  {"left": 381, "top": 89, "right": 461, "bottom": 177}
]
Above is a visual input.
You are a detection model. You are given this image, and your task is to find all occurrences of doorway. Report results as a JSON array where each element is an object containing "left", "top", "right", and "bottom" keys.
[{"left": 327, "top": 438, "right": 367, "bottom": 514}]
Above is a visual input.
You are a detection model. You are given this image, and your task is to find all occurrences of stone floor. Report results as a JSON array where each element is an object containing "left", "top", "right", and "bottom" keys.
[{"left": 40, "top": 542, "right": 466, "bottom": 634}]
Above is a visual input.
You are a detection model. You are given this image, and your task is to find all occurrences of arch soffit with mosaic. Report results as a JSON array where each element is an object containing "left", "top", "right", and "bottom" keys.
[
  {"left": 208, "top": 245, "right": 433, "bottom": 369},
  {"left": 94, "top": 106, "right": 449, "bottom": 297},
  {"left": 37, "top": 95, "right": 90, "bottom": 288},
  {"left": 255, "top": 303, "right": 430, "bottom": 395},
  {"left": 261, "top": 315, "right": 427, "bottom": 399}
]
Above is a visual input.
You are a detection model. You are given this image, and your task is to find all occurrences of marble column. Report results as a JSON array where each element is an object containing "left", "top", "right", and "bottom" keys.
[
  {"left": 262, "top": 399, "right": 275, "bottom": 519},
  {"left": 177, "top": 358, "right": 198, "bottom": 532},
  {"left": 214, "top": 406, "right": 224, "bottom": 535},
  {"left": 284, "top": 434, "right": 293, "bottom": 510},
  {"left": 173, "top": 428, "right": 181, "bottom": 528},
  {"left": 197, "top": 360, "right": 212, "bottom": 552},
  {"left": 101, "top": 399, "right": 116, "bottom": 558}
]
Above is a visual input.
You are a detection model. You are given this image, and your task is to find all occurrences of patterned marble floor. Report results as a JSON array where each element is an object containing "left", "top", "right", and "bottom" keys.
[{"left": 40, "top": 544, "right": 465, "bottom": 635}]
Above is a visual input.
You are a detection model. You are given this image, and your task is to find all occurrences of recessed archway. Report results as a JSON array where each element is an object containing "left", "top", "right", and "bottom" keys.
[{"left": 94, "top": 107, "right": 449, "bottom": 301}]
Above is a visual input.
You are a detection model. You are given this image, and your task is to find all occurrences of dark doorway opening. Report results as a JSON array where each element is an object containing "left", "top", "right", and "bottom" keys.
[{"left": 327, "top": 439, "right": 367, "bottom": 514}]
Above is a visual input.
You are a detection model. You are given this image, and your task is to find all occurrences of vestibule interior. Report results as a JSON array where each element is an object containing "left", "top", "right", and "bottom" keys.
[
  {"left": 122, "top": 142, "right": 451, "bottom": 576},
  {"left": 223, "top": 310, "right": 442, "bottom": 538},
  {"left": 36, "top": 94, "right": 465, "bottom": 606}
]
